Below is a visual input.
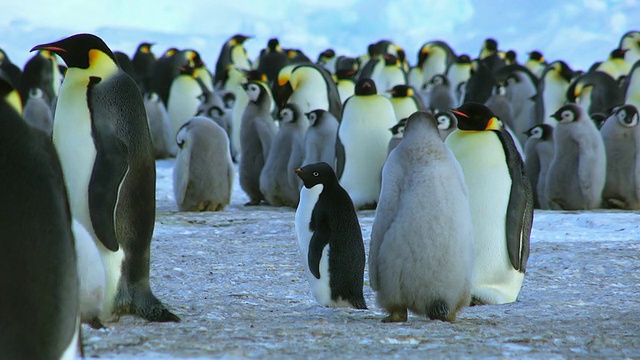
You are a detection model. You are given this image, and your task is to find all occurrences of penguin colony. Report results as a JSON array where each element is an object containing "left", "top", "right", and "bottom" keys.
[{"left": 1, "top": 29, "right": 639, "bottom": 355}]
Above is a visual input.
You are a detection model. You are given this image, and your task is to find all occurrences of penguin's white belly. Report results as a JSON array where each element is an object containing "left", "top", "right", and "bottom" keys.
[
  {"left": 542, "top": 80, "right": 568, "bottom": 125},
  {"left": 72, "top": 219, "right": 106, "bottom": 322},
  {"left": 288, "top": 86, "right": 329, "bottom": 115},
  {"left": 167, "top": 78, "right": 202, "bottom": 139},
  {"left": 96, "top": 239, "right": 125, "bottom": 320},
  {"left": 447, "top": 131, "right": 524, "bottom": 304},
  {"left": 59, "top": 316, "right": 79, "bottom": 360}
]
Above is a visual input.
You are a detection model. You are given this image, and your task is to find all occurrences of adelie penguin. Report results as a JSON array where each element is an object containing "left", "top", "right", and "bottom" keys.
[
  {"left": 446, "top": 102, "right": 533, "bottom": 305},
  {"left": 294, "top": 162, "right": 367, "bottom": 309},
  {"left": 32, "top": 33, "right": 180, "bottom": 323}
]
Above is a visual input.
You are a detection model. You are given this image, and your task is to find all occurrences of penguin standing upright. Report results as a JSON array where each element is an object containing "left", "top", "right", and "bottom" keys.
[
  {"left": 434, "top": 110, "right": 457, "bottom": 141},
  {"left": 0, "top": 72, "right": 79, "bottom": 359},
  {"left": 22, "top": 87, "right": 54, "bottom": 135},
  {"left": 257, "top": 38, "right": 289, "bottom": 85},
  {"left": 214, "top": 34, "right": 252, "bottom": 88},
  {"left": 338, "top": 79, "right": 396, "bottom": 209},
  {"left": 417, "top": 40, "right": 456, "bottom": 88},
  {"left": 303, "top": 109, "right": 339, "bottom": 168},
  {"left": 334, "top": 56, "right": 359, "bottom": 104},
  {"left": 132, "top": 42, "right": 156, "bottom": 94},
  {"left": 239, "top": 80, "right": 278, "bottom": 205},
  {"left": 387, "top": 117, "right": 407, "bottom": 154},
  {"left": 446, "top": 102, "right": 533, "bottom": 305},
  {"left": 426, "top": 74, "right": 456, "bottom": 113},
  {"left": 523, "top": 124, "right": 555, "bottom": 209},
  {"left": 32, "top": 33, "right": 179, "bottom": 322},
  {"left": 567, "top": 70, "right": 624, "bottom": 118},
  {"left": 167, "top": 66, "right": 206, "bottom": 148},
  {"left": 282, "top": 64, "right": 342, "bottom": 120},
  {"left": 196, "top": 89, "right": 237, "bottom": 161},
  {"left": 259, "top": 103, "right": 308, "bottom": 207},
  {"left": 144, "top": 92, "right": 174, "bottom": 159},
  {"left": 524, "top": 51, "right": 546, "bottom": 78},
  {"left": 592, "top": 48, "right": 630, "bottom": 81},
  {"left": 545, "top": 104, "right": 606, "bottom": 210},
  {"left": 19, "top": 49, "right": 62, "bottom": 108},
  {"left": 446, "top": 54, "right": 473, "bottom": 106},
  {"left": 370, "top": 111, "right": 474, "bottom": 322},
  {"left": 600, "top": 105, "right": 640, "bottom": 209},
  {"left": 496, "top": 64, "right": 539, "bottom": 147},
  {"left": 619, "top": 30, "right": 640, "bottom": 65},
  {"left": 538, "top": 61, "right": 574, "bottom": 125},
  {"left": 388, "top": 84, "right": 426, "bottom": 121},
  {"left": 370, "top": 54, "right": 407, "bottom": 94},
  {"left": 294, "top": 162, "right": 367, "bottom": 309},
  {"left": 173, "top": 116, "right": 234, "bottom": 211}
]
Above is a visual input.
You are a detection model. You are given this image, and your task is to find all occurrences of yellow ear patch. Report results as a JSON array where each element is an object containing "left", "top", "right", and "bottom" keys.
[
  {"left": 485, "top": 117, "right": 501, "bottom": 130},
  {"left": 6, "top": 89, "right": 23, "bottom": 115}
]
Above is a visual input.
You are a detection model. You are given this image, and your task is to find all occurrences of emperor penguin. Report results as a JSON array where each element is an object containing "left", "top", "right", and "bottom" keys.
[
  {"left": 167, "top": 66, "right": 206, "bottom": 145},
  {"left": 600, "top": 105, "right": 640, "bottom": 209},
  {"left": 538, "top": 60, "right": 574, "bottom": 125},
  {"left": 619, "top": 30, "right": 640, "bottom": 65},
  {"left": 523, "top": 124, "right": 555, "bottom": 209},
  {"left": 370, "top": 111, "right": 474, "bottom": 322},
  {"left": 259, "top": 103, "right": 308, "bottom": 207},
  {"left": 592, "top": 48, "right": 630, "bottom": 81},
  {"left": 173, "top": 116, "right": 234, "bottom": 211},
  {"left": 446, "top": 54, "right": 473, "bottom": 106},
  {"left": 72, "top": 218, "right": 106, "bottom": 329},
  {"left": 19, "top": 49, "right": 62, "bottom": 108},
  {"left": 239, "top": 80, "right": 278, "bottom": 205},
  {"left": 495, "top": 64, "right": 539, "bottom": 146},
  {"left": 446, "top": 102, "right": 533, "bottom": 305},
  {"left": 0, "top": 73, "right": 79, "bottom": 359},
  {"left": 294, "top": 162, "right": 367, "bottom": 309},
  {"left": 338, "top": 78, "right": 396, "bottom": 209},
  {"left": 257, "top": 38, "right": 289, "bottom": 85},
  {"left": 567, "top": 70, "right": 624, "bottom": 117},
  {"left": 32, "top": 33, "right": 179, "bottom": 322},
  {"left": 545, "top": 104, "right": 606, "bottom": 210},
  {"left": 387, "top": 117, "right": 407, "bottom": 154},
  {"left": 388, "top": 84, "right": 426, "bottom": 121},
  {"left": 523, "top": 51, "right": 547, "bottom": 78},
  {"left": 370, "top": 53, "right": 407, "bottom": 94},
  {"left": 144, "top": 92, "right": 174, "bottom": 159},
  {"left": 149, "top": 47, "right": 180, "bottom": 106},
  {"left": 434, "top": 110, "right": 457, "bottom": 141},
  {"left": 221, "top": 66, "right": 251, "bottom": 157},
  {"left": 625, "top": 60, "right": 640, "bottom": 112},
  {"left": 22, "top": 87, "right": 54, "bottom": 135},
  {"left": 417, "top": 40, "right": 456, "bottom": 88},
  {"left": 303, "top": 109, "right": 339, "bottom": 168},
  {"left": 214, "top": 34, "right": 252, "bottom": 88},
  {"left": 282, "top": 64, "right": 342, "bottom": 120},
  {"left": 131, "top": 42, "right": 156, "bottom": 94}
]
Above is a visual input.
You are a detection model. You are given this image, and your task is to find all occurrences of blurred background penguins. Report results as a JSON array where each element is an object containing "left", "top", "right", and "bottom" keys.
[
  {"left": 294, "top": 162, "right": 367, "bottom": 309},
  {"left": 370, "top": 111, "right": 474, "bottom": 323},
  {"left": 239, "top": 80, "right": 277, "bottom": 205},
  {"left": 144, "top": 92, "right": 174, "bottom": 159},
  {"left": 338, "top": 79, "right": 396, "bottom": 209},
  {"left": 302, "top": 109, "right": 339, "bottom": 168},
  {"left": 545, "top": 104, "right": 606, "bottom": 210},
  {"left": 22, "top": 87, "right": 54, "bottom": 135},
  {"left": 523, "top": 124, "right": 555, "bottom": 209},
  {"left": 447, "top": 102, "right": 533, "bottom": 305},
  {"left": 600, "top": 105, "right": 640, "bottom": 209},
  {"left": 0, "top": 71, "right": 80, "bottom": 359},
  {"left": 173, "top": 116, "right": 234, "bottom": 211},
  {"left": 33, "top": 33, "right": 179, "bottom": 323},
  {"left": 260, "top": 103, "right": 308, "bottom": 207}
]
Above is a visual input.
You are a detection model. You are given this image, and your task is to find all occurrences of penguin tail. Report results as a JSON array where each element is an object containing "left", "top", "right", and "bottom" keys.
[{"left": 426, "top": 299, "right": 450, "bottom": 322}]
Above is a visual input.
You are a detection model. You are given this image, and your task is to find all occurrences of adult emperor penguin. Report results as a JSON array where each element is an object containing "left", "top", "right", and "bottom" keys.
[
  {"left": 417, "top": 40, "right": 456, "bottom": 88},
  {"left": 567, "top": 70, "right": 624, "bottom": 117},
  {"left": 600, "top": 105, "right": 640, "bottom": 209},
  {"left": 214, "top": 34, "right": 252, "bottom": 88},
  {"left": 538, "top": 60, "right": 574, "bottom": 125},
  {"left": 19, "top": 49, "right": 62, "bottom": 107},
  {"left": 0, "top": 72, "right": 79, "bottom": 359},
  {"left": 370, "top": 53, "right": 407, "bottom": 94},
  {"left": 388, "top": 84, "right": 426, "bottom": 121},
  {"left": 303, "top": 109, "right": 339, "bottom": 168},
  {"left": 131, "top": 42, "right": 156, "bottom": 94},
  {"left": 173, "top": 116, "right": 234, "bottom": 211},
  {"left": 523, "top": 124, "right": 555, "bottom": 209},
  {"left": 619, "top": 30, "right": 640, "bottom": 66},
  {"left": 294, "top": 162, "right": 367, "bottom": 309},
  {"left": 167, "top": 66, "right": 206, "bottom": 146},
  {"left": 282, "top": 63, "right": 342, "bottom": 120},
  {"left": 370, "top": 111, "right": 474, "bottom": 322},
  {"left": 338, "top": 78, "right": 396, "bottom": 209},
  {"left": 259, "top": 103, "right": 308, "bottom": 207},
  {"left": 446, "top": 102, "right": 533, "bottom": 305},
  {"left": 257, "top": 38, "right": 289, "bottom": 85},
  {"left": 625, "top": 59, "right": 640, "bottom": 113},
  {"left": 524, "top": 51, "right": 547, "bottom": 78},
  {"left": 592, "top": 48, "right": 630, "bottom": 81},
  {"left": 239, "top": 79, "right": 278, "bottom": 205},
  {"left": 446, "top": 54, "right": 473, "bottom": 107},
  {"left": 545, "top": 104, "right": 606, "bottom": 210},
  {"left": 32, "top": 33, "right": 179, "bottom": 322}
]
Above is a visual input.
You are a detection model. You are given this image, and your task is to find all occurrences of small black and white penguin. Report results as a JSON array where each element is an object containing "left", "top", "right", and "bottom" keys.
[
  {"left": 387, "top": 117, "right": 407, "bottom": 154},
  {"left": 303, "top": 109, "right": 339, "bottom": 168},
  {"left": 370, "top": 111, "right": 474, "bottom": 322},
  {"left": 19, "top": 49, "right": 62, "bottom": 108},
  {"left": 434, "top": 110, "right": 458, "bottom": 141},
  {"left": 22, "top": 87, "right": 54, "bottom": 135},
  {"left": 495, "top": 64, "right": 539, "bottom": 147},
  {"left": 239, "top": 80, "right": 278, "bottom": 205},
  {"left": 196, "top": 88, "right": 237, "bottom": 161},
  {"left": 600, "top": 105, "right": 640, "bottom": 209},
  {"left": 32, "top": 33, "right": 179, "bottom": 323},
  {"left": 523, "top": 124, "right": 555, "bottom": 209},
  {"left": 545, "top": 104, "right": 606, "bottom": 210},
  {"left": 446, "top": 102, "right": 533, "bottom": 305},
  {"left": 173, "top": 116, "right": 234, "bottom": 211},
  {"left": 294, "top": 162, "right": 367, "bottom": 309},
  {"left": 0, "top": 72, "right": 80, "bottom": 359}
]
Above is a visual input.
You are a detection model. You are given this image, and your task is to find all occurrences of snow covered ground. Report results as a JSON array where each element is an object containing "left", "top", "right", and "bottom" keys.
[{"left": 80, "top": 159, "right": 640, "bottom": 359}]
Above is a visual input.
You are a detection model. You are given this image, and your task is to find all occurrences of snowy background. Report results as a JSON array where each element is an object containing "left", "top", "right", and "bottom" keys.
[{"left": 1, "top": 0, "right": 639, "bottom": 72}]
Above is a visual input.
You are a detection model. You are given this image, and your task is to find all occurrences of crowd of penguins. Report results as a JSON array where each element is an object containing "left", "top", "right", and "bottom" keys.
[{"left": 1, "top": 29, "right": 640, "bottom": 358}]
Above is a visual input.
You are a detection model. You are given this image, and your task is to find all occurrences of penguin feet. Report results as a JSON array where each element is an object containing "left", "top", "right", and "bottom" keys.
[
  {"left": 86, "top": 317, "right": 106, "bottom": 330},
  {"left": 119, "top": 288, "right": 181, "bottom": 323},
  {"left": 381, "top": 308, "right": 408, "bottom": 323},
  {"left": 350, "top": 297, "right": 368, "bottom": 310},
  {"left": 244, "top": 199, "right": 262, "bottom": 206}
]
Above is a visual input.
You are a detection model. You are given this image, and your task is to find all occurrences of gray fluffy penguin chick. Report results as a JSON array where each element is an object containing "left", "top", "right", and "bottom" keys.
[
  {"left": 434, "top": 110, "right": 457, "bottom": 141},
  {"left": 387, "top": 117, "right": 407, "bottom": 155},
  {"left": 370, "top": 111, "right": 474, "bottom": 323},
  {"left": 22, "top": 87, "right": 53, "bottom": 135},
  {"left": 600, "top": 105, "right": 640, "bottom": 209},
  {"left": 303, "top": 109, "right": 339, "bottom": 169},
  {"left": 260, "top": 103, "right": 308, "bottom": 207},
  {"left": 523, "top": 124, "right": 555, "bottom": 209},
  {"left": 239, "top": 80, "right": 278, "bottom": 205},
  {"left": 545, "top": 104, "right": 606, "bottom": 210},
  {"left": 144, "top": 92, "right": 174, "bottom": 159},
  {"left": 196, "top": 88, "right": 238, "bottom": 162},
  {"left": 426, "top": 74, "right": 456, "bottom": 113},
  {"left": 173, "top": 116, "right": 234, "bottom": 211}
]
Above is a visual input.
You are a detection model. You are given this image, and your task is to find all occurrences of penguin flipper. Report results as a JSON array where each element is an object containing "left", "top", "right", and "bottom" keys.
[
  {"left": 496, "top": 130, "right": 533, "bottom": 272},
  {"left": 308, "top": 210, "right": 330, "bottom": 279}
]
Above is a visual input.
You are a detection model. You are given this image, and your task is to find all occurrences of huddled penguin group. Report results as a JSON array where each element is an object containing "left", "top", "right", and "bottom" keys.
[{"left": 2, "top": 27, "right": 640, "bottom": 355}]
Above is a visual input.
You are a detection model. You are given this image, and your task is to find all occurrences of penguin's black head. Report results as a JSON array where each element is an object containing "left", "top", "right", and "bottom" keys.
[
  {"left": 528, "top": 50, "right": 544, "bottom": 62},
  {"left": 505, "top": 50, "right": 517, "bottom": 64},
  {"left": 389, "top": 117, "right": 407, "bottom": 135},
  {"left": 294, "top": 162, "right": 337, "bottom": 188},
  {"left": 267, "top": 38, "right": 280, "bottom": 52},
  {"left": 355, "top": 78, "right": 377, "bottom": 96},
  {"left": 31, "top": 33, "right": 116, "bottom": 69},
  {"left": 484, "top": 38, "right": 498, "bottom": 52},
  {"left": 230, "top": 34, "right": 251, "bottom": 45},
  {"left": 610, "top": 48, "right": 627, "bottom": 59},
  {"left": 524, "top": 124, "right": 553, "bottom": 140},
  {"left": 305, "top": 109, "right": 326, "bottom": 126},
  {"left": 451, "top": 102, "right": 501, "bottom": 131},
  {"left": 137, "top": 42, "right": 155, "bottom": 53},
  {"left": 388, "top": 84, "right": 413, "bottom": 98},
  {"left": 383, "top": 54, "right": 398, "bottom": 66},
  {"left": 551, "top": 104, "right": 582, "bottom": 123}
]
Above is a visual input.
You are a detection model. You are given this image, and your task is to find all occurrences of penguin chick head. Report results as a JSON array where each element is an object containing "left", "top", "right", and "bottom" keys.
[
  {"left": 612, "top": 104, "right": 639, "bottom": 127},
  {"left": 451, "top": 102, "right": 501, "bottom": 131},
  {"left": 524, "top": 124, "right": 553, "bottom": 140},
  {"left": 551, "top": 104, "right": 582, "bottom": 123},
  {"left": 294, "top": 162, "right": 337, "bottom": 189},
  {"left": 305, "top": 109, "right": 326, "bottom": 126},
  {"left": 389, "top": 118, "right": 407, "bottom": 136},
  {"left": 279, "top": 103, "right": 302, "bottom": 123},
  {"left": 435, "top": 111, "right": 456, "bottom": 131},
  {"left": 355, "top": 78, "right": 377, "bottom": 96},
  {"left": 31, "top": 33, "right": 116, "bottom": 70}
]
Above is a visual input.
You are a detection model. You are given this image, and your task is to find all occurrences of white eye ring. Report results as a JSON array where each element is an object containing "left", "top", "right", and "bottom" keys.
[{"left": 313, "top": 171, "right": 319, "bottom": 177}]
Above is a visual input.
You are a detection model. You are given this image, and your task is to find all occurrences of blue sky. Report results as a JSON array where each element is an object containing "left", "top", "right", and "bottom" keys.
[{"left": 1, "top": 0, "right": 638, "bottom": 72}]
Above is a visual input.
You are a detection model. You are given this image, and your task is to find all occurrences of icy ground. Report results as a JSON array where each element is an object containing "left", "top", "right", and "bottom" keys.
[{"left": 82, "top": 159, "right": 640, "bottom": 359}]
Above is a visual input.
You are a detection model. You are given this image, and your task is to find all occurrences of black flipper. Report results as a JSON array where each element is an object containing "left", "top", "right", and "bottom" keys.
[
  {"left": 308, "top": 207, "right": 330, "bottom": 279},
  {"left": 495, "top": 129, "right": 534, "bottom": 272}
]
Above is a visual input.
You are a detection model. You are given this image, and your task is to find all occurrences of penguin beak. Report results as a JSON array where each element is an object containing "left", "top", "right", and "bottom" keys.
[
  {"left": 294, "top": 168, "right": 302, "bottom": 175},
  {"left": 30, "top": 44, "right": 66, "bottom": 54},
  {"left": 450, "top": 109, "right": 469, "bottom": 118}
]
